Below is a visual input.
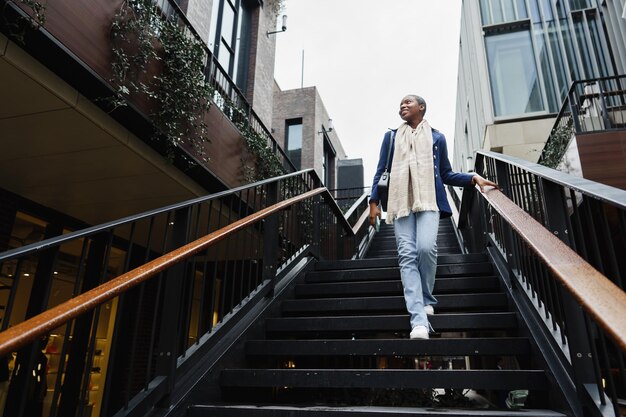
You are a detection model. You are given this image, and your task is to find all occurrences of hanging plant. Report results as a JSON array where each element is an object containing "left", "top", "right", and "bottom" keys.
[
  {"left": 541, "top": 120, "right": 574, "bottom": 169},
  {"left": 109, "top": 0, "right": 212, "bottom": 164},
  {"left": 2, "top": 0, "right": 46, "bottom": 44},
  {"left": 16, "top": 0, "right": 45, "bottom": 27},
  {"left": 235, "top": 117, "right": 286, "bottom": 182}
]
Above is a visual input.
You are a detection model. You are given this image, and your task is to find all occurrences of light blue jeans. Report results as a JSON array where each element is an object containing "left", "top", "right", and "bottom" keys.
[{"left": 393, "top": 210, "right": 439, "bottom": 330}]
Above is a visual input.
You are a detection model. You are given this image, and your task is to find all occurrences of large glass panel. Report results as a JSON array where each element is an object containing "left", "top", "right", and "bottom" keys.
[
  {"left": 503, "top": 0, "right": 516, "bottom": 22},
  {"left": 560, "top": 19, "right": 581, "bottom": 80},
  {"left": 540, "top": 0, "right": 554, "bottom": 21},
  {"left": 587, "top": 13, "right": 610, "bottom": 77},
  {"left": 221, "top": 1, "right": 235, "bottom": 48},
  {"left": 486, "top": 30, "right": 545, "bottom": 116},
  {"left": 548, "top": 21, "right": 570, "bottom": 99},
  {"left": 535, "top": 23, "right": 560, "bottom": 111},
  {"left": 218, "top": 40, "right": 232, "bottom": 71},
  {"left": 573, "top": 14, "right": 594, "bottom": 78},
  {"left": 481, "top": 0, "right": 528, "bottom": 25},
  {"left": 529, "top": 0, "right": 541, "bottom": 23},
  {"left": 555, "top": 0, "right": 567, "bottom": 18},
  {"left": 234, "top": 2, "right": 251, "bottom": 91},
  {"left": 515, "top": 0, "right": 528, "bottom": 19},
  {"left": 480, "top": 0, "right": 492, "bottom": 25},
  {"left": 208, "top": 0, "right": 220, "bottom": 52},
  {"left": 569, "top": 0, "right": 595, "bottom": 10},
  {"left": 286, "top": 120, "right": 303, "bottom": 170}
]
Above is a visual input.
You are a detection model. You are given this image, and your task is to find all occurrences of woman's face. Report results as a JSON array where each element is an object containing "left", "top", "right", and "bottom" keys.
[{"left": 399, "top": 95, "right": 423, "bottom": 123}]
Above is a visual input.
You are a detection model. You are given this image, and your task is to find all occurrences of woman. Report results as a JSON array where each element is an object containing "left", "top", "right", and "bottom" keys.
[{"left": 369, "top": 95, "right": 497, "bottom": 339}]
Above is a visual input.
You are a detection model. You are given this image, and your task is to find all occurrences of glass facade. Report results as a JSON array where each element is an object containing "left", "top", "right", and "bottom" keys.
[
  {"left": 486, "top": 30, "right": 544, "bottom": 116},
  {"left": 480, "top": 0, "right": 615, "bottom": 117}
]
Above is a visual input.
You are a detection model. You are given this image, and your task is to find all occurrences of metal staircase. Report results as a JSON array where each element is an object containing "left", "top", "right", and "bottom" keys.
[{"left": 187, "top": 219, "right": 568, "bottom": 416}]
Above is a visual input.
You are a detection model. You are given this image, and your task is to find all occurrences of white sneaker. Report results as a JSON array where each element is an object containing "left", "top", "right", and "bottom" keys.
[
  {"left": 424, "top": 305, "right": 434, "bottom": 315},
  {"left": 409, "top": 325, "right": 429, "bottom": 339}
]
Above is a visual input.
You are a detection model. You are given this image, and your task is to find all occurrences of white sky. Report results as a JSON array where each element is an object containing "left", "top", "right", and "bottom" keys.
[{"left": 274, "top": 0, "right": 463, "bottom": 186}]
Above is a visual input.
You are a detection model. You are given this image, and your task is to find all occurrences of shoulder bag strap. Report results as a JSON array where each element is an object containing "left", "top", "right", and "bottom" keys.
[{"left": 384, "top": 130, "right": 395, "bottom": 171}]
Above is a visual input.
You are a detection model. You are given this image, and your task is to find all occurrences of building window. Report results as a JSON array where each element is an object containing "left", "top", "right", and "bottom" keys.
[
  {"left": 208, "top": 0, "right": 252, "bottom": 91},
  {"left": 486, "top": 29, "right": 544, "bottom": 116},
  {"left": 480, "top": 0, "right": 615, "bottom": 117},
  {"left": 285, "top": 119, "right": 303, "bottom": 170},
  {"left": 480, "top": 0, "right": 528, "bottom": 25}
]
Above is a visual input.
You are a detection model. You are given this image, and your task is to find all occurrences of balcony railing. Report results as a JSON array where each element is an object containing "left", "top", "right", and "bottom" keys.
[
  {"left": 0, "top": 170, "right": 372, "bottom": 417},
  {"left": 455, "top": 150, "right": 626, "bottom": 417},
  {"left": 539, "top": 75, "right": 626, "bottom": 168}
]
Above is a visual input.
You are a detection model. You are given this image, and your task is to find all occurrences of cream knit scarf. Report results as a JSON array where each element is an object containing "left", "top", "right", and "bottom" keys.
[{"left": 386, "top": 119, "right": 438, "bottom": 224}]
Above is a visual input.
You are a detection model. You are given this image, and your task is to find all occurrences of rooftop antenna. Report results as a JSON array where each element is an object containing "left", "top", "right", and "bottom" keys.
[{"left": 301, "top": 49, "right": 304, "bottom": 88}]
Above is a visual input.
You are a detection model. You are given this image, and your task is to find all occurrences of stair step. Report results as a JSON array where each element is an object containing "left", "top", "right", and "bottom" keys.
[
  {"left": 188, "top": 405, "right": 568, "bottom": 417},
  {"left": 295, "top": 276, "right": 500, "bottom": 298},
  {"left": 220, "top": 369, "right": 548, "bottom": 390},
  {"left": 282, "top": 293, "right": 508, "bottom": 315},
  {"left": 245, "top": 337, "right": 531, "bottom": 357},
  {"left": 265, "top": 313, "right": 517, "bottom": 334},
  {"left": 306, "top": 263, "right": 493, "bottom": 283}
]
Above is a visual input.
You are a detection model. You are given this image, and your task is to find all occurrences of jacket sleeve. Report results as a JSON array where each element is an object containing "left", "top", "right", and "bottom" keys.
[
  {"left": 438, "top": 132, "right": 475, "bottom": 187},
  {"left": 369, "top": 131, "right": 392, "bottom": 203}
]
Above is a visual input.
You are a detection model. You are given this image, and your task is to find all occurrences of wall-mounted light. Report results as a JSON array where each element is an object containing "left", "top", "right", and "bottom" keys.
[
  {"left": 317, "top": 118, "right": 334, "bottom": 134},
  {"left": 267, "top": 15, "right": 287, "bottom": 36}
]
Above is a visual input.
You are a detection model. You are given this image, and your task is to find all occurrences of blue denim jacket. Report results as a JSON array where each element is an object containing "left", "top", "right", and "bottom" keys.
[{"left": 369, "top": 128, "right": 474, "bottom": 218}]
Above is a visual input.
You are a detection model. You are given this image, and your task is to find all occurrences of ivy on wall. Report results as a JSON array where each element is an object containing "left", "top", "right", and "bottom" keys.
[
  {"left": 16, "top": 0, "right": 44, "bottom": 26},
  {"left": 2, "top": 0, "right": 46, "bottom": 44},
  {"left": 109, "top": 0, "right": 289, "bottom": 182},
  {"left": 110, "top": 0, "right": 211, "bottom": 163}
]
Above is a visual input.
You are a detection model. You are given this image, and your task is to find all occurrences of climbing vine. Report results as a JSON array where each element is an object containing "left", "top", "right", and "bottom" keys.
[
  {"left": 16, "top": 0, "right": 45, "bottom": 27},
  {"left": 541, "top": 120, "right": 574, "bottom": 169},
  {"left": 110, "top": 0, "right": 288, "bottom": 179},
  {"left": 110, "top": 0, "right": 211, "bottom": 163},
  {"left": 2, "top": 0, "right": 46, "bottom": 44}
]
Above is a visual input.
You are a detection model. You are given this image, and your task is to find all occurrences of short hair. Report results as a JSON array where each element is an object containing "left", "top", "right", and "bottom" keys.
[{"left": 408, "top": 95, "right": 427, "bottom": 115}]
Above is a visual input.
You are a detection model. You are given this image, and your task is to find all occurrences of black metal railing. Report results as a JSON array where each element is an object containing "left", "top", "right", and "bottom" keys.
[
  {"left": 455, "top": 150, "right": 626, "bottom": 417},
  {"left": 329, "top": 187, "right": 370, "bottom": 213},
  {"left": 539, "top": 74, "right": 626, "bottom": 168},
  {"left": 0, "top": 170, "right": 371, "bottom": 417}
]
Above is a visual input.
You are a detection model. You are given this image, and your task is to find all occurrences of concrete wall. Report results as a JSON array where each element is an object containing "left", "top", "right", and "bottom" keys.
[
  {"left": 453, "top": 0, "right": 493, "bottom": 172},
  {"left": 185, "top": 0, "right": 214, "bottom": 43},
  {"left": 484, "top": 117, "right": 555, "bottom": 163},
  {"left": 272, "top": 85, "right": 347, "bottom": 187},
  {"left": 248, "top": 4, "right": 279, "bottom": 128}
]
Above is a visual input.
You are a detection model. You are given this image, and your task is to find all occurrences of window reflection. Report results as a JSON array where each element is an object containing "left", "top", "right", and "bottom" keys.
[
  {"left": 480, "top": 0, "right": 614, "bottom": 118},
  {"left": 486, "top": 30, "right": 544, "bottom": 116},
  {"left": 286, "top": 119, "right": 303, "bottom": 170}
]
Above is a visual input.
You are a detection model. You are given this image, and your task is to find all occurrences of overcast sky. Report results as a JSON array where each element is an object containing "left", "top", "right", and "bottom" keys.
[{"left": 274, "top": 0, "right": 463, "bottom": 186}]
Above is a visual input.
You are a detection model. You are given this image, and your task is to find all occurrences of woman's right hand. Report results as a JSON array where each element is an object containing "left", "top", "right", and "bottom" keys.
[{"left": 369, "top": 202, "right": 381, "bottom": 226}]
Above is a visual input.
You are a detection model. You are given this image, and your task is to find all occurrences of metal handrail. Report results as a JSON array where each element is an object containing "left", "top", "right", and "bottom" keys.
[
  {"left": 459, "top": 150, "right": 626, "bottom": 416},
  {"left": 0, "top": 188, "right": 325, "bottom": 357},
  {"left": 481, "top": 150, "right": 626, "bottom": 208},
  {"left": 481, "top": 188, "right": 626, "bottom": 351},
  {"left": 0, "top": 169, "right": 318, "bottom": 262},
  {"left": 539, "top": 74, "right": 626, "bottom": 167}
]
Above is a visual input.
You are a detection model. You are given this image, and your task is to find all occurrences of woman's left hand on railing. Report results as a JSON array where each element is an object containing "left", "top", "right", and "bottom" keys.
[{"left": 472, "top": 174, "right": 500, "bottom": 193}]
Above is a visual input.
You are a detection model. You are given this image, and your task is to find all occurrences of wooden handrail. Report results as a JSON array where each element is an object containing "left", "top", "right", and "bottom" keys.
[
  {"left": 481, "top": 188, "right": 626, "bottom": 352},
  {"left": 0, "top": 187, "right": 326, "bottom": 357},
  {"left": 352, "top": 209, "right": 370, "bottom": 235}
]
